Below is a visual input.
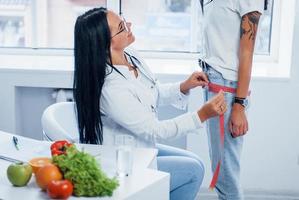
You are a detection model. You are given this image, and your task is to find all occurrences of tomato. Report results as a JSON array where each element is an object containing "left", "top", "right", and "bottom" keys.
[
  {"left": 47, "top": 180, "right": 73, "bottom": 199},
  {"left": 35, "top": 164, "right": 63, "bottom": 190},
  {"left": 50, "top": 140, "right": 72, "bottom": 156}
]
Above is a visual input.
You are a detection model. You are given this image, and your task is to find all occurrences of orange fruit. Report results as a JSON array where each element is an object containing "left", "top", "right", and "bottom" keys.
[
  {"left": 29, "top": 157, "right": 52, "bottom": 174},
  {"left": 35, "top": 164, "right": 63, "bottom": 190}
]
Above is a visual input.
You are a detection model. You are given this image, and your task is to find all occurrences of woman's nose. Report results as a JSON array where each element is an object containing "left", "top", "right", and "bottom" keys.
[{"left": 127, "top": 22, "right": 132, "bottom": 28}]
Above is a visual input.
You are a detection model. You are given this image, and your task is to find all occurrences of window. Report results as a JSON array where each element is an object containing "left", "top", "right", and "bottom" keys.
[
  {"left": 0, "top": 0, "right": 32, "bottom": 47},
  {"left": 122, "top": 0, "right": 274, "bottom": 55},
  {"left": 0, "top": 0, "right": 273, "bottom": 54},
  {"left": 255, "top": 0, "right": 274, "bottom": 55},
  {"left": 0, "top": 0, "right": 296, "bottom": 78},
  {"left": 0, "top": 0, "right": 106, "bottom": 49},
  {"left": 122, "top": 0, "right": 197, "bottom": 53}
]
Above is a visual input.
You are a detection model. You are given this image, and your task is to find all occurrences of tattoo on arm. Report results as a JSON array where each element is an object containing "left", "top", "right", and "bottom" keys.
[{"left": 240, "top": 11, "right": 261, "bottom": 41}]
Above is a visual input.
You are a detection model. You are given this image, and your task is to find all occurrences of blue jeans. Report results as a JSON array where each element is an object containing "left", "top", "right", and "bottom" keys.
[
  {"left": 156, "top": 143, "right": 204, "bottom": 200},
  {"left": 202, "top": 65, "right": 244, "bottom": 200}
]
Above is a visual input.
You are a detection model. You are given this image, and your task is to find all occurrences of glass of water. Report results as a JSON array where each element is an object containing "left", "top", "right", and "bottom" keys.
[{"left": 114, "top": 134, "right": 135, "bottom": 177}]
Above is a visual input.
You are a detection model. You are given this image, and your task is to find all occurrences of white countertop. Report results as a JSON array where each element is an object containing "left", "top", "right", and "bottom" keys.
[{"left": 0, "top": 131, "right": 170, "bottom": 200}]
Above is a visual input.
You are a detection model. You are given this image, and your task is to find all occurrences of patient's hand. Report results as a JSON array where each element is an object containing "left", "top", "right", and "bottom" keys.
[
  {"left": 180, "top": 71, "right": 209, "bottom": 94},
  {"left": 197, "top": 91, "right": 227, "bottom": 122}
]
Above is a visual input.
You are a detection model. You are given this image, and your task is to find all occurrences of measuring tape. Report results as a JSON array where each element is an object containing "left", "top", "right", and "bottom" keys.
[{"left": 207, "top": 82, "right": 250, "bottom": 190}]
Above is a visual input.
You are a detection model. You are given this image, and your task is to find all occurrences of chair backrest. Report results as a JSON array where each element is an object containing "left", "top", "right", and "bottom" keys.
[{"left": 41, "top": 102, "right": 79, "bottom": 142}]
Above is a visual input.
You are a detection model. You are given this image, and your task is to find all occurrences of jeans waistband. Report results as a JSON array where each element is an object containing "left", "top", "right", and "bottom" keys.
[{"left": 198, "top": 59, "right": 211, "bottom": 71}]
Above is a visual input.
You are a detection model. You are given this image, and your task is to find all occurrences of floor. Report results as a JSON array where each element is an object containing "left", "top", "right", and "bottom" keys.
[
  {"left": 196, "top": 196, "right": 299, "bottom": 200},
  {"left": 196, "top": 189, "right": 299, "bottom": 200}
]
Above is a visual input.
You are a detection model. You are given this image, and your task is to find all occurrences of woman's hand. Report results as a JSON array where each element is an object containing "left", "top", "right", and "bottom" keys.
[
  {"left": 180, "top": 71, "right": 209, "bottom": 94},
  {"left": 197, "top": 91, "right": 227, "bottom": 122}
]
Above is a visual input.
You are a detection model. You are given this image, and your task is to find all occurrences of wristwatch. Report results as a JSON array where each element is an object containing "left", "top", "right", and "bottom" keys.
[{"left": 233, "top": 97, "right": 248, "bottom": 108}]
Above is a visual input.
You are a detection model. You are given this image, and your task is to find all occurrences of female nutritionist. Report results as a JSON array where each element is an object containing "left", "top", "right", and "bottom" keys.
[{"left": 73, "top": 7, "right": 227, "bottom": 200}]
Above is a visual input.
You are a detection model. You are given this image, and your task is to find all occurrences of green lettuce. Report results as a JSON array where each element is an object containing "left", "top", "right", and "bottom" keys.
[{"left": 52, "top": 145, "right": 119, "bottom": 197}]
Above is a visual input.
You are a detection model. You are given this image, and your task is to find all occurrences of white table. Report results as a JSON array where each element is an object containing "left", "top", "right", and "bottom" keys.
[{"left": 0, "top": 131, "right": 170, "bottom": 200}]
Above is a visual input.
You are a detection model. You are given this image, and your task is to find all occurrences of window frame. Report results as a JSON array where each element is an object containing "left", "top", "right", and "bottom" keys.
[
  {"left": 0, "top": 0, "right": 296, "bottom": 79},
  {"left": 252, "top": 0, "right": 296, "bottom": 78},
  {"left": 0, "top": 1, "right": 33, "bottom": 47}
]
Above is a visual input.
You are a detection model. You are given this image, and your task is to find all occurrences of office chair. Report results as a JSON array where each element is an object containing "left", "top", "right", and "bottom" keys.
[{"left": 41, "top": 102, "right": 79, "bottom": 142}]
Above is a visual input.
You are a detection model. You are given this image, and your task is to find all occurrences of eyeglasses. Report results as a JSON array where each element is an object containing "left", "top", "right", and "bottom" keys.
[{"left": 111, "top": 16, "right": 129, "bottom": 38}]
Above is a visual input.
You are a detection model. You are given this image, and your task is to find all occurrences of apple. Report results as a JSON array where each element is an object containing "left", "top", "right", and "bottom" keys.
[{"left": 7, "top": 162, "right": 32, "bottom": 187}]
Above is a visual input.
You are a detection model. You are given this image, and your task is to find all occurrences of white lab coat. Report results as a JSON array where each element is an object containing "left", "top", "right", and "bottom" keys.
[{"left": 101, "top": 48, "right": 203, "bottom": 148}]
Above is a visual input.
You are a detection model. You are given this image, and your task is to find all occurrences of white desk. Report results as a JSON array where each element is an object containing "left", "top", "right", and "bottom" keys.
[{"left": 0, "top": 131, "right": 170, "bottom": 200}]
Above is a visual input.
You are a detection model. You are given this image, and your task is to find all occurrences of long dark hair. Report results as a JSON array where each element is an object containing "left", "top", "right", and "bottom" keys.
[
  {"left": 200, "top": 0, "right": 269, "bottom": 12},
  {"left": 73, "top": 7, "right": 112, "bottom": 144}
]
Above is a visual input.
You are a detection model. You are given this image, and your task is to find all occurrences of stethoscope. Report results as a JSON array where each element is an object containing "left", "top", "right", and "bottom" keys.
[
  {"left": 125, "top": 52, "right": 157, "bottom": 85},
  {"left": 125, "top": 53, "right": 158, "bottom": 113}
]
